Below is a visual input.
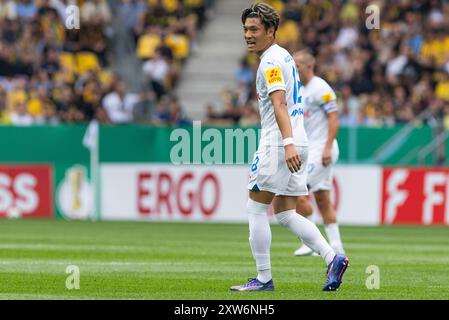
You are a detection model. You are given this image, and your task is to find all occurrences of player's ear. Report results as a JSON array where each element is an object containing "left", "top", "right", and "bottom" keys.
[{"left": 266, "top": 26, "right": 275, "bottom": 37}]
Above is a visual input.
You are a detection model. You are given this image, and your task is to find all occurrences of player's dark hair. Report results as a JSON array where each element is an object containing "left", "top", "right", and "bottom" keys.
[{"left": 241, "top": 2, "right": 280, "bottom": 37}]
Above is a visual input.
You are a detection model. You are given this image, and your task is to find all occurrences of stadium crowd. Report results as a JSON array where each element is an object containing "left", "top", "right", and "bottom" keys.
[
  {"left": 1, "top": 0, "right": 448, "bottom": 128},
  {"left": 0, "top": 0, "right": 212, "bottom": 126},
  {"left": 206, "top": 0, "right": 449, "bottom": 128}
]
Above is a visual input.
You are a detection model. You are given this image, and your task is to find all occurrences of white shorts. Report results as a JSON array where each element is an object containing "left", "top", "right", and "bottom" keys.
[
  {"left": 247, "top": 145, "right": 309, "bottom": 196},
  {"left": 307, "top": 143, "right": 339, "bottom": 193}
]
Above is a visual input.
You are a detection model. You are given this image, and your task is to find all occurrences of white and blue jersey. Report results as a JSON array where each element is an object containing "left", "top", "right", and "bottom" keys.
[
  {"left": 256, "top": 44, "right": 308, "bottom": 148},
  {"left": 248, "top": 44, "right": 309, "bottom": 196},
  {"left": 302, "top": 76, "right": 338, "bottom": 149}
]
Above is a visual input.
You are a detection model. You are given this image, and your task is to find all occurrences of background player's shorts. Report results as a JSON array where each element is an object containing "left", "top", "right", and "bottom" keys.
[
  {"left": 248, "top": 145, "right": 309, "bottom": 196},
  {"left": 307, "top": 143, "right": 339, "bottom": 193}
]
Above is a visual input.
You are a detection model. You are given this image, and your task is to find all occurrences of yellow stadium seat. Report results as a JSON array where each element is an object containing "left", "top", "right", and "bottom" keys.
[
  {"left": 59, "top": 52, "right": 76, "bottom": 73},
  {"left": 76, "top": 51, "right": 101, "bottom": 74},
  {"left": 0, "top": 111, "right": 11, "bottom": 124},
  {"left": 264, "top": 0, "right": 283, "bottom": 13},
  {"left": 27, "top": 99, "right": 43, "bottom": 117},
  {"left": 163, "top": 0, "right": 178, "bottom": 13},
  {"left": 136, "top": 34, "right": 161, "bottom": 59},
  {"left": 277, "top": 20, "right": 299, "bottom": 46},
  {"left": 7, "top": 90, "right": 27, "bottom": 112},
  {"left": 53, "top": 68, "right": 75, "bottom": 84},
  {"left": 165, "top": 33, "right": 189, "bottom": 60},
  {"left": 436, "top": 81, "right": 449, "bottom": 102},
  {"left": 98, "top": 70, "right": 114, "bottom": 88}
]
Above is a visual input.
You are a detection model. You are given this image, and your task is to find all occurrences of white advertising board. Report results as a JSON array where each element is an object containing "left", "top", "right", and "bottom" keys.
[{"left": 101, "top": 164, "right": 381, "bottom": 225}]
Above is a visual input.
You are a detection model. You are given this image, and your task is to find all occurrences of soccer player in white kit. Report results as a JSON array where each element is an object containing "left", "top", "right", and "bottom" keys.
[
  {"left": 230, "top": 3, "right": 348, "bottom": 292},
  {"left": 292, "top": 49, "right": 345, "bottom": 256}
]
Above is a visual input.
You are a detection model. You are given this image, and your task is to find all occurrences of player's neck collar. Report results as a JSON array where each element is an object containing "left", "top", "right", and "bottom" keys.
[{"left": 260, "top": 43, "right": 277, "bottom": 59}]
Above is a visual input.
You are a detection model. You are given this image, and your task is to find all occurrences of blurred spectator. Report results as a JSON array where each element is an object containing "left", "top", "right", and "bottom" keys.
[
  {"left": 16, "top": 0, "right": 37, "bottom": 21},
  {"left": 143, "top": 48, "right": 170, "bottom": 100},
  {"left": 0, "top": 83, "right": 9, "bottom": 123},
  {"left": 168, "top": 95, "right": 191, "bottom": 126},
  {"left": 27, "top": 85, "right": 50, "bottom": 118},
  {"left": 132, "top": 92, "right": 155, "bottom": 123},
  {"left": 238, "top": 103, "right": 260, "bottom": 127},
  {"left": 102, "top": 80, "right": 140, "bottom": 124},
  {"left": 334, "top": 19, "right": 358, "bottom": 50},
  {"left": 385, "top": 43, "right": 409, "bottom": 82},
  {"left": 152, "top": 95, "right": 171, "bottom": 125},
  {"left": 35, "top": 100, "right": 59, "bottom": 125},
  {"left": 204, "top": 103, "right": 220, "bottom": 124},
  {"left": 380, "top": 100, "right": 396, "bottom": 127},
  {"left": 41, "top": 46, "right": 60, "bottom": 76},
  {"left": 220, "top": 102, "right": 240, "bottom": 125},
  {"left": 81, "top": 0, "right": 112, "bottom": 25},
  {"left": 235, "top": 58, "right": 254, "bottom": 106},
  {"left": 0, "top": 0, "right": 17, "bottom": 21},
  {"left": 61, "top": 104, "right": 86, "bottom": 123},
  {"left": 11, "top": 102, "right": 33, "bottom": 125},
  {"left": 443, "top": 105, "right": 449, "bottom": 130},
  {"left": 339, "top": 102, "right": 358, "bottom": 127}
]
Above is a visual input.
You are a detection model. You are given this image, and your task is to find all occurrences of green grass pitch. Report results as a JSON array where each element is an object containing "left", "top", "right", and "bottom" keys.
[{"left": 0, "top": 219, "right": 449, "bottom": 300}]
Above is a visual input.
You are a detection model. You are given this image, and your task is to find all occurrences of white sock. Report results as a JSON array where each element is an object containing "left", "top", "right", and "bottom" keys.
[
  {"left": 299, "top": 215, "right": 312, "bottom": 248},
  {"left": 247, "top": 198, "right": 272, "bottom": 283},
  {"left": 324, "top": 223, "right": 344, "bottom": 254},
  {"left": 275, "top": 210, "right": 336, "bottom": 265}
]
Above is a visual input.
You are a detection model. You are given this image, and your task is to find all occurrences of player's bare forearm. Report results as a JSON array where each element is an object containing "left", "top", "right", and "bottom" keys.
[
  {"left": 270, "top": 90, "right": 301, "bottom": 172},
  {"left": 325, "top": 111, "right": 339, "bottom": 149},
  {"left": 270, "top": 90, "right": 293, "bottom": 140},
  {"left": 322, "top": 111, "right": 338, "bottom": 167}
]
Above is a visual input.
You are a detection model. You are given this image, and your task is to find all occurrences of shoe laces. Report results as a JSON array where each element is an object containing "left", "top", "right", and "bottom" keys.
[{"left": 244, "top": 278, "right": 260, "bottom": 287}]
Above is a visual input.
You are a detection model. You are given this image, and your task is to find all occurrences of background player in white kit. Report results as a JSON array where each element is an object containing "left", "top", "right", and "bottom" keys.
[
  {"left": 230, "top": 3, "right": 348, "bottom": 292},
  {"left": 292, "top": 49, "right": 345, "bottom": 256}
]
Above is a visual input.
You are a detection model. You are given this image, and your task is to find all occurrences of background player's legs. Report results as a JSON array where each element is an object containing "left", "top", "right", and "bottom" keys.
[
  {"left": 293, "top": 195, "right": 318, "bottom": 256},
  {"left": 273, "top": 196, "right": 335, "bottom": 265},
  {"left": 248, "top": 190, "right": 275, "bottom": 283},
  {"left": 314, "top": 190, "right": 345, "bottom": 255}
]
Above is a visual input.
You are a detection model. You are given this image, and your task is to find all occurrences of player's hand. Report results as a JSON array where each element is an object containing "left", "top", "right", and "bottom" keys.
[
  {"left": 285, "top": 144, "right": 301, "bottom": 173},
  {"left": 322, "top": 147, "right": 332, "bottom": 167}
]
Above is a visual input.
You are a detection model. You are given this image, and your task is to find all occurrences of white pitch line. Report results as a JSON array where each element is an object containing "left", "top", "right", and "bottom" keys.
[
  {"left": 0, "top": 259, "right": 251, "bottom": 274},
  {"left": 0, "top": 242, "right": 237, "bottom": 253}
]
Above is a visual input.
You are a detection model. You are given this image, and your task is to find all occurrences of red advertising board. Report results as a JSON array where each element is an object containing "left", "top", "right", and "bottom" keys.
[
  {"left": 381, "top": 167, "right": 449, "bottom": 225},
  {"left": 0, "top": 165, "right": 53, "bottom": 218}
]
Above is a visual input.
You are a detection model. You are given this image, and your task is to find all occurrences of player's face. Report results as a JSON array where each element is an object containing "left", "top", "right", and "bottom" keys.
[{"left": 243, "top": 17, "right": 273, "bottom": 54}]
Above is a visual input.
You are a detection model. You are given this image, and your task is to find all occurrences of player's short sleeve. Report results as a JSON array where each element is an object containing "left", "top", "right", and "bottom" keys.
[
  {"left": 260, "top": 59, "right": 286, "bottom": 95},
  {"left": 318, "top": 82, "right": 338, "bottom": 114}
]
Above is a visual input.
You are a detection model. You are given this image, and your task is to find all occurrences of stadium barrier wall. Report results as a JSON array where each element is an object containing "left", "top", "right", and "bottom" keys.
[
  {"left": 0, "top": 125, "right": 446, "bottom": 225},
  {"left": 100, "top": 163, "right": 382, "bottom": 225}
]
